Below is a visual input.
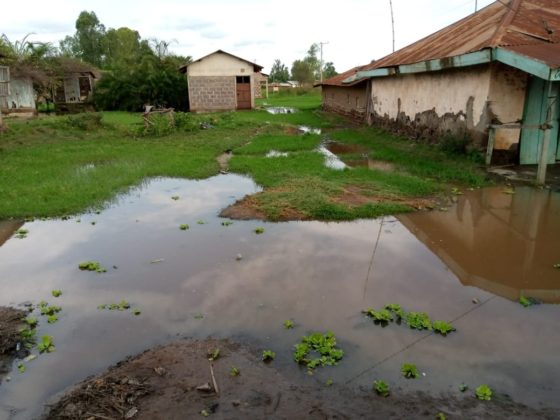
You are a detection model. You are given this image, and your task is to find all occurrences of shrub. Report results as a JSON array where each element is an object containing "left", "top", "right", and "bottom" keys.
[{"left": 66, "top": 113, "right": 103, "bottom": 130}]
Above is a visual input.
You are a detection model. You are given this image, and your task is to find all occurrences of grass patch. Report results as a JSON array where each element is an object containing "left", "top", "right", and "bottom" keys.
[{"left": 0, "top": 95, "right": 489, "bottom": 221}]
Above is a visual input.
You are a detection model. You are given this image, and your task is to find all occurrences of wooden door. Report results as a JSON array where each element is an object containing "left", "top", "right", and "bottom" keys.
[
  {"left": 236, "top": 76, "right": 251, "bottom": 110},
  {"left": 520, "top": 77, "right": 559, "bottom": 164}
]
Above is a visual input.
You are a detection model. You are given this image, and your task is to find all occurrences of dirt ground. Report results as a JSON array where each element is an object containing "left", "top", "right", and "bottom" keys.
[
  {"left": 0, "top": 306, "right": 26, "bottom": 379},
  {"left": 45, "top": 339, "right": 556, "bottom": 420}
]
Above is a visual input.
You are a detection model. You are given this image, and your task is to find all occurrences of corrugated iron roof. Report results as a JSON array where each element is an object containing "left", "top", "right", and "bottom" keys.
[
  {"left": 366, "top": 0, "right": 560, "bottom": 71},
  {"left": 316, "top": 65, "right": 370, "bottom": 87},
  {"left": 503, "top": 42, "right": 560, "bottom": 68},
  {"left": 179, "top": 49, "right": 263, "bottom": 73}
]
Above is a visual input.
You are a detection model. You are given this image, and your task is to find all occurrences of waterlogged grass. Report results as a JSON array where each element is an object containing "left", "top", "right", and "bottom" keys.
[{"left": 0, "top": 94, "right": 488, "bottom": 220}]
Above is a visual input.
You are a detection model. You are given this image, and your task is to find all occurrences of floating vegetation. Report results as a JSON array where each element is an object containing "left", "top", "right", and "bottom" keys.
[
  {"left": 230, "top": 366, "right": 240, "bottom": 376},
  {"left": 459, "top": 383, "right": 468, "bottom": 392},
  {"left": 221, "top": 221, "right": 234, "bottom": 226},
  {"left": 47, "top": 315, "right": 58, "bottom": 324},
  {"left": 519, "top": 295, "right": 540, "bottom": 307},
  {"left": 262, "top": 350, "right": 276, "bottom": 362},
  {"left": 37, "top": 335, "right": 55, "bottom": 353},
  {"left": 179, "top": 224, "right": 189, "bottom": 230},
  {"left": 194, "top": 313, "right": 204, "bottom": 320},
  {"left": 254, "top": 227, "right": 265, "bottom": 234},
  {"left": 293, "top": 332, "right": 344, "bottom": 370},
  {"left": 98, "top": 300, "right": 136, "bottom": 313},
  {"left": 363, "top": 308, "right": 393, "bottom": 324},
  {"left": 17, "top": 363, "right": 26, "bottom": 373},
  {"left": 207, "top": 348, "right": 220, "bottom": 361},
  {"left": 14, "top": 229, "right": 29, "bottom": 239},
  {"left": 23, "top": 316, "right": 38, "bottom": 328},
  {"left": 373, "top": 380, "right": 390, "bottom": 397},
  {"left": 432, "top": 320, "right": 455, "bottom": 336},
  {"left": 171, "top": 195, "right": 180, "bottom": 200},
  {"left": 283, "top": 319, "right": 294, "bottom": 329},
  {"left": 78, "top": 261, "right": 107, "bottom": 273},
  {"left": 197, "top": 220, "right": 205, "bottom": 225},
  {"left": 326, "top": 378, "right": 334, "bottom": 386},
  {"left": 132, "top": 308, "right": 141, "bottom": 316},
  {"left": 401, "top": 363, "right": 419, "bottom": 379},
  {"left": 51, "top": 290, "right": 62, "bottom": 298},
  {"left": 384, "top": 304, "right": 405, "bottom": 319},
  {"left": 19, "top": 327, "right": 37, "bottom": 349},
  {"left": 475, "top": 384, "right": 492, "bottom": 401},
  {"left": 405, "top": 312, "right": 432, "bottom": 331},
  {"left": 39, "top": 302, "right": 62, "bottom": 316}
]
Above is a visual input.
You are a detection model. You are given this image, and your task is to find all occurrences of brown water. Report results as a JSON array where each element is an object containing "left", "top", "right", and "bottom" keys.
[{"left": 0, "top": 176, "right": 559, "bottom": 418}]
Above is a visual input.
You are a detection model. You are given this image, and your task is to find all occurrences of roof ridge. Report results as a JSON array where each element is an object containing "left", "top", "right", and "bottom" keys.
[{"left": 490, "top": 0, "right": 523, "bottom": 45}]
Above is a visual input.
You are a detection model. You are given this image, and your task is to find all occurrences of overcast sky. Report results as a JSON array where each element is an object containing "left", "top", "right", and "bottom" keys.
[{"left": 3, "top": 0, "right": 496, "bottom": 72}]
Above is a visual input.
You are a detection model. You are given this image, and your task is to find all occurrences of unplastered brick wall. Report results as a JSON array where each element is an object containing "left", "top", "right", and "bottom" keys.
[{"left": 188, "top": 76, "right": 236, "bottom": 111}]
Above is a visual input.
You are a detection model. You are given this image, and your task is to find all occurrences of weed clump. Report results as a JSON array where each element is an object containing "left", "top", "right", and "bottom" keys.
[
  {"left": 66, "top": 113, "right": 103, "bottom": 130},
  {"left": 283, "top": 319, "right": 294, "bottom": 329},
  {"left": 293, "top": 331, "right": 344, "bottom": 370},
  {"left": 262, "top": 350, "right": 276, "bottom": 362},
  {"left": 519, "top": 295, "right": 540, "bottom": 307},
  {"left": 405, "top": 312, "right": 432, "bottom": 330},
  {"left": 363, "top": 308, "right": 393, "bottom": 324},
  {"left": 432, "top": 320, "right": 455, "bottom": 336},
  {"left": 37, "top": 335, "right": 55, "bottom": 353},
  {"left": 373, "top": 380, "right": 390, "bottom": 397},
  {"left": 14, "top": 228, "right": 29, "bottom": 239},
  {"left": 179, "top": 224, "right": 189, "bottom": 230},
  {"left": 401, "top": 363, "right": 419, "bottom": 379},
  {"left": 78, "top": 261, "right": 107, "bottom": 273},
  {"left": 254, "top": 227, "right": 265, "bottom": 234},
  {"left": 475, "top": 384, "right": 492, "bottom": 401}
]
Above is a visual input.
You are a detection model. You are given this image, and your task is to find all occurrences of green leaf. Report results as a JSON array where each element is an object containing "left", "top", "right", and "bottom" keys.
[
  {"left": 283, "top": 319, "right": 294, "bottom": 329},
  {"left": 475, "top": 384, "right": 492, "bottom": 401},
  {"left": 230, "top": 366, "right": 240, "bottom": 376},
  {"left": 373, "top": 380, "right": 390, "bottom": 397},
  {"left": 51, "top": 289, "right": 62, "bottom": 298},
  {"left": 262, "top": 350, "right": 275, "bottom": 361},
  {"left": 37, "top": 335, "right": 55, "bottom": 353},
  {"left": 401, "top": 363, "right": 419, "bottom": 379}
]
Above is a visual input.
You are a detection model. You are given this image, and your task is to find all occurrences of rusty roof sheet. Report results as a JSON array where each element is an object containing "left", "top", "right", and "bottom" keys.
[
  {"left": 366, "top": 0, "right": 560, "bottom": 71},
  {"left": 503, "top": 43, "right": 560, "bottom": 68},
  {"left": 316, "top": 65, "right": 370, "bottom": 87}
]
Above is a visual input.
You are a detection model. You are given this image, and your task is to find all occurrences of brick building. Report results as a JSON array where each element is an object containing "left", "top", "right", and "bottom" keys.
[{"left": 180, "top": 50, "right": 264, "bottom": 112}]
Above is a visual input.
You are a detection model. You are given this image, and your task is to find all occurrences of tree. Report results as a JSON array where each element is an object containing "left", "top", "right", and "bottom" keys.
[
  {"left": 61, "top": 11, "right": 106, "bottom": 67},
  {"left": 322, "top": 62, "right": 337, "bottom": 79},
  {"left": 103, "top": 27, "right": 150, "bottom": 68},
  {"left": 269, "top": 59, "right": 289, "bottom": 83},
  {"left": 304, "top": 43, "right": 321, "bottom": 80},
  {"left": 290, "top": 59, "right": 314, "bottom": 86}
]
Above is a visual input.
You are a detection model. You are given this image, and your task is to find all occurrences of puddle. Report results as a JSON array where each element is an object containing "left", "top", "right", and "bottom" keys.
[
  {"left": 317, "top": 145, "right": 347, "bottom": 170},
  {"left": 298, "top": 125, "right": 321, "bottom": 135},
  {"left": 346, "top": 157, "right": 395, "bottom": 171},
  {"left": 0, "top": 178, "right": 559, "bottom": 418},
  {"left": 265, "top": 107, "right": 297, "bottom": 114},
  {"left": 325, "top": 142, "right": 367, "bottom": 155},
  {"left": 266, "top": 150, "right": 289, "bottom": 158},
  {"left": 399, "top": 186, "right": 560, "bottom": 303}
]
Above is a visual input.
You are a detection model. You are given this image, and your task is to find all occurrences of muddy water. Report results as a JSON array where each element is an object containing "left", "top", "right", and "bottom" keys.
[{"left": 0, "top": 178, "right": 559, "bottom": 418}]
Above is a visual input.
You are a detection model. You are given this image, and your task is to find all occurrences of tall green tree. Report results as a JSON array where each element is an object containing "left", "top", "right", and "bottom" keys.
[
  {"left": 60, "top": 11, "right": 106, "bottom": 67},
  {"left": 103, "top": 27, "right": 150, "bottom": 68},
  {"left": 269, "top": 59, "right": 289, "bottom": 82},
  {"left": 290, "top": 59, "right": 314, "bottom": 86},
  {"left": 322, "top": 62, "right": 337, "bottom": 79},
  {"left": 304, "top": 43, "right": 320, "bottom": 80}
]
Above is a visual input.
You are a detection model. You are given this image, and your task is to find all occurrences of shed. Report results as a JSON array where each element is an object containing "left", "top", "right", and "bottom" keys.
[
  {"left": 51, "top": 58, "right": 98, "bottom": 113},
  {"left": 180, "top": 50, "right": 263, "bottom": 112},
  {"left": 0, "top": 63, "right": 44, "bottom": 117},
  {"left": 335, "top": 0, "right": 560, "bottom": 176}
]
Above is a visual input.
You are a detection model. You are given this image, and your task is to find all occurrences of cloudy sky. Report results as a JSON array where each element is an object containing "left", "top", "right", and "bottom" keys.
[{"left": 3, "top": 0, "right": 496, "bottom": 72}]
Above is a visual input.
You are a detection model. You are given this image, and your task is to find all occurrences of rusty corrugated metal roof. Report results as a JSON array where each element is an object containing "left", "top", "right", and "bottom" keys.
[
  {"left": 503, "top": 43, "right": 560, "bottom": 68},
  {"left": 366, "top": 0, "right": 560, "bottom": 71},
  {"left": 316, "top": 65, "right": 370, "bottom": 87}
]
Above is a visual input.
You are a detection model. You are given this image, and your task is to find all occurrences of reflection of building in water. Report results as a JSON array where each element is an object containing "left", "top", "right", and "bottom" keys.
[
  {"left": 399, "top": 187, "right": 560, "bottom": 303},
  {"left": 0, "top": 221, "right": 24, "bottom": 248}
]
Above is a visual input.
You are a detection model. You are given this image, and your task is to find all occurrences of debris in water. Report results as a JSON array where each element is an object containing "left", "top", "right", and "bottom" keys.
[
  {"left": 125, "top": 407, "right": 138, "bottom": 419},
  {"left": 235, "top": 254, "right": 243, "bottom": 261},
  {"left": 14, "top": 229, "right": 28, "bottom": 239},
  {"left": 196, "top": 383, "right": 213, "bottom": 393},
  {"left": 472, "top": 298, "right": 479, "bottom": 304},
  {"left": 221, "top": 221, "right": 233, "bottom": 227},
  {"left": 78, "top": 261, "right": 107, "bottom": 273},
  {"left": 150, "top": 258, "right": 164, "bottom": 264},
  {"left": 171, "top": 196, "right": 180, "bottom": 200}
]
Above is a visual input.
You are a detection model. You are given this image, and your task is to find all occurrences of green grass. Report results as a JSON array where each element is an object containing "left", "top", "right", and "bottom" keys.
[{"left": 0, "top": 96, "right": 489, "bottom": 221}]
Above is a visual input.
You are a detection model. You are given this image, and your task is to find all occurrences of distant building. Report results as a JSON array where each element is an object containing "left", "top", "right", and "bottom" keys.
[
  {"left": 319, "top": 0, "right": 560, "bottom": 166},
  {"left": 180, "top": 50, "right": 264, "bottom": 112}
]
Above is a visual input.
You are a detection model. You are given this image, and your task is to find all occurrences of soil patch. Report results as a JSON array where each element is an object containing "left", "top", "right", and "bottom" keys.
[
  {"left": 216, "top": 152, "right": 233, "bottom": 172},
  {"left": 333, "top": 186, "right": 437, "bottom": 211},
  {"left": 220, "top": 193, "right": 306, "bottom": 221},
  {"left": 325, "top": 142, "right": 367, "bottom": 155},
  {"left": 346, "top": 158, "right": 396, "bottom": 172},
  {"left": 0, "top": 306, "right": 26, "bottom": 381},
  {"left": 45, "top": 339, "right": 555, "bottom": 419}
]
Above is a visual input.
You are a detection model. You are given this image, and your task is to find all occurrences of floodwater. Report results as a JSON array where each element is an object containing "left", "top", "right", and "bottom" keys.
[
  {"left": 0, "top": 176, "right": 559, "bottom": 418},
  {"left": 317, "top": 145, "right": 347, "bottom": 170},
  {"left": 298, "top": 125, "right": 322, "bottom": 135},
  {"left": 265, "top": 107, "right": 297, "bottom": 114}
]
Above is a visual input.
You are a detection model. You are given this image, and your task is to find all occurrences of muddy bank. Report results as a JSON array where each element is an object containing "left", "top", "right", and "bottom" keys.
[
  {"left": 0, "top": 306, "right": 26, "bottom": 380},
  {"left": 45, "top": 339, "right": 555, "bottom": 419}
]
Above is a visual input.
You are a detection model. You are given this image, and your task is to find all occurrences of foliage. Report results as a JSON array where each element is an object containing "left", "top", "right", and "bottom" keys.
[
  {"left": 207, "top": 348, "right": 220, "bottom": 361},
  {"left": 401, "top": 363, "right": 419, "bottom": 379},
  {"left": 133, "top": 308, "right": 141, "bottom": 316},
  {"left": 230, "top": 366, "right": 240, "bottom": 376},
  {"left": 291, "top": 60, "right": 314, "bottom": 86},
  {"left": 326, "top": 378, "right": 334, "bottom": 386},
  {"left": 47, "top": 314, "right": 58, "bottom": 324},
  {"left": 39, "top": 302, "right": 62, "bottom": 316},
  {"left": 262, "top": 350, "right": 276, "bottom": 362},
  {"left": 78, "top": 261, "right": 107, "bottom": 273},
  {"left": 384, "top": 304, "right": 405, "bottom": 319},
  {"left": 432, "top": 320, "right": 456, "bottom": 336},
  {"left": 254, "top": 227, "right": 265, "bottom": 234},
  {"left": 51, "top": 290, "right": 62, "bottom": 298},
  {"left": 221, "top": 221, "right": 234, "bottom": 226},
  {"left": 406, "top": 312, "right": 432, "bottom": 330},
  {"left": 269, "top": 59, "right": 290, "bottom": 83},
  {"left": 519, "top": 295, "right": 536, "bottom": 307},
  {"left": 363, "top": 308, "right": 393, "bottom": 323},
  {"left": 14, "top": 229, "right": 28, "bottom": 239},
  {"left": 20, "top": 327, "right": 37, "bottom": 348},
  {"left": 59, "top": 11, "right": 106, "bottom": 67},
  {"left": 459, "top": 383, "right": 468, "bottom": 392},
  {"left": 293, "top": 331, "right": 344, "bottom": 370},
  {"left": 66, "top": 113, "right": 103, "bottom": 130},
  {"left": 475, "top": 384, "right": 492, "bottom": 401},
  {"left": 436, "top": 413, "right": 446, "bottom": 420},
  {"left": 37, "top": 335, "right": 56, "bottom": 353},
  {"left": 17, "top": 363, "right": 26, "bottom": 373},
  {"left": 180, "top": 224, "right": 189, "bottom": 230},
  {"left": 23, "top": 316, "right": 39, "bottom": 328},
  {"left": 322, "top": 62, "right": 337, "bottom": 79},
  {"left": 373, "top": 380, "right": 390, "bottom": 397},
  {"left": 283, "top": 319, "right": 294, "bottom": 329}
]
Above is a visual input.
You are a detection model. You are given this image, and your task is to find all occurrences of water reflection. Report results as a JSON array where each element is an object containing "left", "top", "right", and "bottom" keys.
[{"left": 399, "top": 186, "right": 560, "bottom": 303}]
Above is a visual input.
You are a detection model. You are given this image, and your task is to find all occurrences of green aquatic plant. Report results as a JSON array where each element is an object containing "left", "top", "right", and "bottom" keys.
[
  {"left": 475, "top": 384, "right": 492, "bottom": 401},
  {"left": 384, "top": 303, "right": 405, "bottom": 319},
  {"left": 23, "top": 316, "right": 38, "bottom": 328},
  {"left": 262, "top": 350, "right": 276, "bottom": 362},
  {"left": 326, "top": 378, "right": 334, "bottom": 386},
  {"left": 230, "top": 366, "right": 240, "bottom": 376},
  {"left": 179, "top": 224, "right": 189, "bottom": 230},
  {"left": 459, "top": 383, "right": 468, "bottom": 392},
  {"left": 293, "top": 331, "right": 344, "bottom": 370},
  {"left": 221, "top": 221, "right": 233, "bottom": 226},
  {"left": 37, "top": 335, "right": 55, "bottom": 353},
  {"left": 133, "top": 308, "right": 141, "bottom": 316},
  {"left": 406, "top": 312, "right": 432, "bottom": 330},
  {"left": 401, "top": 363, "right": 419, "bottom": 379},
  {"left": 39, "top": 304, "right": 61, "bottom": 316},
  {"left": 432, "top": 320, "right": 456, "bottom": 336},
  {"left": 254, "top": 227, "right": 265, "bottom": 234},
  {"left": 78, "top": 261, "right": 107, "bottom": 273},
  {"left": 363, "top": 308, "right": 393, "bottom": 323},
  {"left": 19, "top": 327, "right": 36, "bottom": 348},
  {"left": 17, "top": 363, "right": 26, "bottom": 373},
  {"left": 15, "top": 228, "right": 28, "bottom": 239},
  {"left": 283, "top": 319, "right": 294, "bottom": 329},
  {"left": 171, "top": 195, "right": 180, "bottom": 200},
  {"left": 47, "top": 315, "right": 58, "bottom": 324},
  {"left": 373, "top": 380, "right": 390, "bottom": 397},
  {"left": 51, "top": 289, "right": 62, "bottom": 298},
  {"left": 436, "top": 413, "right": 446, "bottom": 420},
  {"left": 194, "top": 313, "right": 204, "bottom": 319},
  {"left": 208, "top": 348, "right": 220, "bottom": 361},
  {"left": 197, "top": 220, "right": 205, "bottom": 225}
]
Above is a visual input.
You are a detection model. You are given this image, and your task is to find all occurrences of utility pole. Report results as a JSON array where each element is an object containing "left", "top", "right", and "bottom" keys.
[
  {"left": 475, "top": 0, "right": 478, "bottom": 12},
  {"left": 389, "top": 0, "right": 395, "bottom": 52},
  {"left": 319, "top": 41, "right": 329, "bottom": 82}
]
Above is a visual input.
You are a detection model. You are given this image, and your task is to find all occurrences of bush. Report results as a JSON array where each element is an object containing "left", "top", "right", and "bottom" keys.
[
  {"left": 66, "top": 113, "right": 103, "bottom": 130},
  {"left": 439, "top": 132, "right": 470, "bottom": 155}
]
